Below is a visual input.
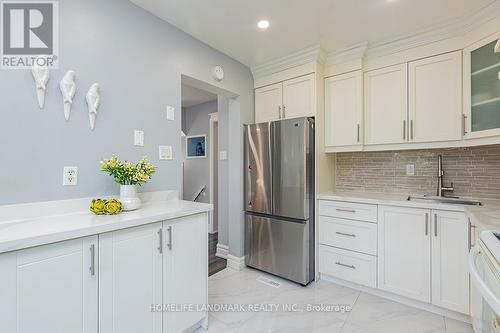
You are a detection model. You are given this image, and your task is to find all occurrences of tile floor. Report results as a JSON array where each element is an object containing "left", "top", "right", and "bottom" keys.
[{"left": 196, "top": 268, "right": 473, "bottom": 333}]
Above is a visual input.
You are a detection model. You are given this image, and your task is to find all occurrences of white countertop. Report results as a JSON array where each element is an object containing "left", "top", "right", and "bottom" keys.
[
  {"left": 318, "top": 191, "right": 500, "bottom": 230},
  {"left": 0, "top": 197, "right": 212, "bottom": 254}
]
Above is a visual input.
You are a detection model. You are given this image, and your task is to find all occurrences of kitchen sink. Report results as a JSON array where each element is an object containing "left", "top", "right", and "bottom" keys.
[{"left": 407, "top": 195, "right": 482, "bottom": 206}]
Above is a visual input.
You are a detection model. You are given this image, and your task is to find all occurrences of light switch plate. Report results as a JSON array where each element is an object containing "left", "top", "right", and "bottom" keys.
[
  {"left": 406, "top": 164, "right": 415, "bottom": 176},
  {"left": 159, "top": 145, "right": 173, "bottom": 160},
  {"left": 134, "top": 130, "right": 144, "bottom": 146},
  {"left": 220, "top": 151, "right": 227, "bottom": 160},
  {"left": 166, "top": 106, "right": 175, "bottom": 121},
  {"left": 63, "top": 166, "right": 78, "bottom": 186}
]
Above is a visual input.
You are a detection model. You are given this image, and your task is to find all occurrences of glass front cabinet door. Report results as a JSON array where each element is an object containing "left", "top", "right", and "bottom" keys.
[{"left": 464, "top": 34, "right": 500, "bottom": 138}]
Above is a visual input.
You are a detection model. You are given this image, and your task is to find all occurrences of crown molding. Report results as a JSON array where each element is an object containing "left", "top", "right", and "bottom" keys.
[
  {"left": 325, "top": 42, "right": 368, "bottom": 67},
  {"left": 251, "top": 2, "right": 500, "bottom": 79},
  {"left": 328, "top": 1, "right": 500, "bottom": 66},
  {"left": 251, "top": 44, "right": 326, "bottom": 79}
]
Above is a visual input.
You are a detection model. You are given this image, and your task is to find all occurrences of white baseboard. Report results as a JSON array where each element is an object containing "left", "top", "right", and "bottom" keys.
[
  {"left": 320, "top": 273, "right": 471, "bottom": 324},
  {"left": 215, "top": 243, "right": 229, "bottom": 259},
  {"left": 227, "top": 254, "right": 245, "bottom": 271}
]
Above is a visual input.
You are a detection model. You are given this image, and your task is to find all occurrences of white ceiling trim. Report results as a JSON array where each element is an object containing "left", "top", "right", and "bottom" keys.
[
  {"left": 252, "top": 1, "right": 500, "bottom": 78},
  {"left": 365, "top": 0, "right": 500, "bottom": 59},
  {"left": 251, "top": 44, "right": 326, "bottom": 79}
]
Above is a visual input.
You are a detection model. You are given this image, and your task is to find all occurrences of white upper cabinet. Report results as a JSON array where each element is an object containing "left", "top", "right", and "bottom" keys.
[
  {"left": 409, "top": 51, "right": 463, "bottom": 143},
  {"left": 325, "top": 71, "right": 363, "bottom": 149},
  {"left": 255, "top": 74, "right": 316, "bottom": 123},
  {"left": 378, "top": 206, "right": 431, "bottom": 303},
  {"left": 282, "top": 73, "right": 315, "bottom": 119},
  {"left": 255, "top": 82, "right": 283, "bottom": 123},
  {"left": 364, "top": 64, "right": 408, "bottom": 145},
  {"left": 99, "top": 223, "right": 163, "bottom": 333},
  {"left": 431, "top": 210, "right": 470, "bottom": 314},
  {"left": 0, "top": 237, "right": 98, "bottom": 333},
  {"left": 464, "top": 35, "right": 500, "bottom": 139}
]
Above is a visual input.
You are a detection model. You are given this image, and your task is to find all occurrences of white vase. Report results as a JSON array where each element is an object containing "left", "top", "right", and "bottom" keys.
[{"left": 119, "top": 185, "right": 141, "bottom": 211}]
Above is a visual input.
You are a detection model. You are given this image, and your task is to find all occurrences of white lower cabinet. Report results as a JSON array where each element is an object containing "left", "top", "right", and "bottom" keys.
[
  {"left": 99, "top": 223, "right": 163, "bottom": 333},
  {"left": 319, "top": 199, "right": 470, "bottom": 315},
  {"left": 163, "top": 214, "right": 208, "bottom": 333},
  {"left": 320, "top": 216, "right": 377, "bottom": 256},
  {"left": 0, "top": 237, "right": 98, "bottom": 333},
  {"left": 378, "top": 205, "right": 470, "bottom": 314},
  {"left": 378, "top": 206, "right": 431, "bottom": 303},
  {"left": 431, "top": 210, "right": 470, "bottom": 314},
  {"left": 320, "top": 245, "right": 377, "bottom": 288},
  {"left": 0, "top": 213, "right": 208, "bottom": 333},
  {"left": 100, "top": 214, "right": 208, "bottom": 333}
]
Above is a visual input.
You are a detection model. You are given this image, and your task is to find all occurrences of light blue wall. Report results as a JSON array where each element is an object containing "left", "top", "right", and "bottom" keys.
[
  {"left": 217, "top": 96, "right": 230, "bottom": 247},
  {"left": 0, "top": 0, "right": 254, "bottom": 208},
  {"left": 182, "top": 100, "right": 216, "bottom": 204}
]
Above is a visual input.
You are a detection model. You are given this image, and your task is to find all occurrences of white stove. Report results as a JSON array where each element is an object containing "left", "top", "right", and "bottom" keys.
[{"left": 469, "top": 230, "right": 500, "bottom": 333}]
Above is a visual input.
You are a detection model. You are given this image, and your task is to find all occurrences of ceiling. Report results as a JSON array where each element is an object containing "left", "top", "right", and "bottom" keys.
[
  {"left": 182, "top": 84, "right": 217, "bottom": 108},
  {"left": 131, "top": 0, "right": 496, "bottom": 68}
]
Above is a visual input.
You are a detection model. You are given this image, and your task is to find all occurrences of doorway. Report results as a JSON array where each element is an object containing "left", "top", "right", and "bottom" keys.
[{"left": 181, "top": 81, "right": 226, "bottom": 276}]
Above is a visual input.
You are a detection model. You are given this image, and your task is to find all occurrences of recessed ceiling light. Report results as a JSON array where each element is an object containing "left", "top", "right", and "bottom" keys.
[{"left": 257, "top": 20, "right": 270, "bottom": 30}]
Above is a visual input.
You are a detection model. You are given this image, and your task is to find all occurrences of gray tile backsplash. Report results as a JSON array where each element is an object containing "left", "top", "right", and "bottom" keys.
[{"left": 335, "top": 145, "right": 500, "bottom": 199}]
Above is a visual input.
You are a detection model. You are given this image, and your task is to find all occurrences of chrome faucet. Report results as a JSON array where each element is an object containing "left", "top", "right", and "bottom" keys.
[{"left": 437, "top": 155, "right": 454, "bottom": 197}]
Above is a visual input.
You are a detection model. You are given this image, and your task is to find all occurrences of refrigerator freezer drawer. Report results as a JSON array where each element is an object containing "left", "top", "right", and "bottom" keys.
[{"left": 245, "top": 214, "right": 313, "bottom": 285}]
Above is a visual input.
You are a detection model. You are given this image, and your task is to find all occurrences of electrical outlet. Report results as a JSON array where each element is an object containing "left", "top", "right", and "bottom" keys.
[
  {"left": 406, "top": 164, "right": 415, "bottom": 176},
  {"left": 166, "top": 106, "right": 175, "bottom": 121},
  {"left": 63, "top": 167, "right": 78, "bottom": 186},
  {"left": 134, "top": 130, "right": 144, "bottom": 146}
]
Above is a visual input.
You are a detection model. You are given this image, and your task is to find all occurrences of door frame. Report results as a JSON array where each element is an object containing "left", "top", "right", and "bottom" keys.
[{"left": 208, "top": 112, "right": 218, "bottom": 234}]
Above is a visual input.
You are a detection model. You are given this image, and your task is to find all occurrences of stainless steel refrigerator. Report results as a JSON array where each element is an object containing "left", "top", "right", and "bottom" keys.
[{"left": 244, "top": 117, "right": 315, "bottom": 286}]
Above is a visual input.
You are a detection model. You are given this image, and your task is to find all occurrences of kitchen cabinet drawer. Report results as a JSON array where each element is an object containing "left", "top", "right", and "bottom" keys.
[
  {"left": 319, "top": 200, "right": 377, "bottom": 223},
  {"left": 320, "top": 217, "right": 377, "bottom": 255},
  {"left": 320, "top": 245, "right": 377, "bottom": 288}
]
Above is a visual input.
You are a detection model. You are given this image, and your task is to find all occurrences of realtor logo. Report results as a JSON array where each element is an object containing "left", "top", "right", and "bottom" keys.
[{"left": 1, "top": 1, "right": 58, "bottom": 69}]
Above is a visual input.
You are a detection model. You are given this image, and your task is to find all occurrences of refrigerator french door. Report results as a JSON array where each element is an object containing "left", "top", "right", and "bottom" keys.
[{"left": 244, "top": 117, "right": 314, "bottom": 285}]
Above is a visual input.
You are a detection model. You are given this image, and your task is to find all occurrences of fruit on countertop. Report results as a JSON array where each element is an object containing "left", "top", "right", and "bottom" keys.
[{"left": 90, "top": 199, "right": 122, "bottom": 215}]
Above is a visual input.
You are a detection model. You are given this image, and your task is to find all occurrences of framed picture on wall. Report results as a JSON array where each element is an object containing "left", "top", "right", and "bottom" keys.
[{"left": 186, "top": 135, "right": 207, "bottom": 158}]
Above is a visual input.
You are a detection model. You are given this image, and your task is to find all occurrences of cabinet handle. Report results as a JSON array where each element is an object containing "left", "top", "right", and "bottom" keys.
[
  {"left": 282, "top": 105, "right": 286, "bottom": 118},
  {"left": 434, "top": 214, "right": 438, "bottom": 237},
  {"left": 167, "top": 226, "right": 173, "bottom": 250},
  {"left": 278, "top": 105, "right": 282, "bottom": 119},
  {"left": 336, "top": 208, "right": 356, "bottom": 213},
  {"left": 336, "top": 262, "right": 356, "bottom": 270},
  {"left": 425, "top": 213, "right": 429, "bottom": 236},
  {"left": 410, "top": 120, "right": 414, "bottom": 140},
  {"left": 158, "top": 228, "right": 163, "bottom": 254},
  {"left": 403, "top": 120, "right": 406, "bottom": 140},
  {"left": 336, "top": 231, "right": 356, "bottom": 238},
  {"left": 357, "top": 124, "right": 360, "bottom": 143},
  {"left": 463, "top": 114, "right": 468, "bottom": 135},
  {"left": 469, "top": 218, "right": 476, "bottom": 249},
  {"left": 90, "top": 244, "right": 95, "bottom": 276}
]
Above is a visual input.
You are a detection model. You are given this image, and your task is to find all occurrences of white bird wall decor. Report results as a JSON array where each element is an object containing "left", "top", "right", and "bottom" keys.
[
  {"left": 31, "top": 56, "right": 50, "bottom": 109},
  {"left": 59, "top": 70, "right": 76, "bottom": 121},
  {"left": 86, "top": 83, "right": 100, "bottom": 130}
]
